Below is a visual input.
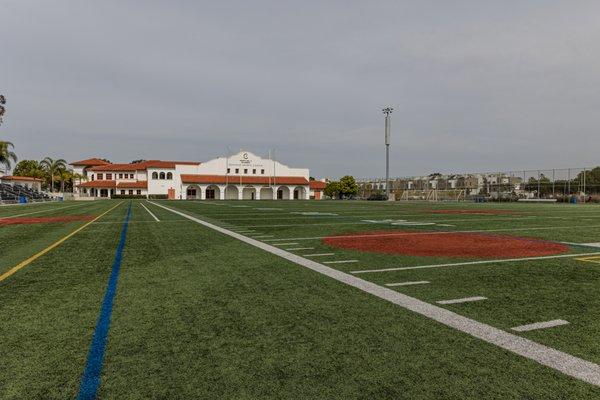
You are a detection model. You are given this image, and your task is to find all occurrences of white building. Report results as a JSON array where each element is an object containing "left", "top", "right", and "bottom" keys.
[{"left": 71, "top": 151, "right": 311, "bottom": 200}]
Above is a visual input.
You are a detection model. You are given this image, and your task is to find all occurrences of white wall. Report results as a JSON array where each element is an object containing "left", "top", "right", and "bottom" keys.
[{"left": 198, "top": 151, "right": 309, "bottom": 179}]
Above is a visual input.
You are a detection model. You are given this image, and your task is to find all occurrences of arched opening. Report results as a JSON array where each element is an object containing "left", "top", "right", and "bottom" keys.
[
  {"left": 225, "top": 185, "right": 239, "bottom": 200},
  {"left": 276, "top": 186, "right": 290, "bottom": 200},
  {"left": 186, "top": 185, "right": 200, "bottom": 199},
  {"left": 205, "top": 185, "right": 220, "bottom": 200},
  {"left": 152, "top": 172, "right": 158, "bottom": 179},
  {"left": 159, "top": 172, "right": 166, "bottom": 179},
  {"left": 166, "top": 172, "right": 173, "bottom": 179},
  {"left": 293, "top": 186, "right": 306, "bottom": 200},
  {"left": 260, "top": 187, "right": 273, "bottom": 200},
  {"left": 242, "top": 186, "right": 256, "bottom": 200}
]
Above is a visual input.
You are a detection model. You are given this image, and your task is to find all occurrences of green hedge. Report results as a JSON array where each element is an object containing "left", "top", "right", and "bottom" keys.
[
  {"left": 148, "top": 194, "right": 168, "bottom": 199},
  {"left": 111, "top": 194, "right": 147, "bottom": 199}
]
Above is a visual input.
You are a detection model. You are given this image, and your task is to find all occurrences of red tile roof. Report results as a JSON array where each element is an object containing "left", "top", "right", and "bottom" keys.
[
  {"left": 116, "top": 181, "right": 148, "bottom": 189},
  {"left": 89, "top": 160, "right": 201, "bottom": 171},
  {"left": 1, "top": 175, "right": 43, "bottom": 182},
  {"left": 309, "top": 181, "right": 327, "bottom": 190},
  {"left": 79, "top": 180, "right": 116, "bottom": 188},
  {"left": 70, "top": 158, "right": 111, "bottom": 166},
  {"left": 89, "top": 164, "right": 142, "bottom": 171},
  {"left": 181, "top": 174, "right": 309, "bottom": 185}
]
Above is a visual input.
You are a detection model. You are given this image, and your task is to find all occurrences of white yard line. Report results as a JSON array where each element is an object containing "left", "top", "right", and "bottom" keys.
[
  {"left": 322, "top": 260, "right": 358, "bottom": 264},
  {"left": 512, "top": 319, "right": 570, "bottom": 332},
  {"left": 274, "top": 242, "right": 299, "bottom": 246},
  {"left": 0, "top": 202, "right": 87, "bottom": 220},
  {"left": 148, "top": 201, "right": 600, "bottom": 388},
  {"left": 437, "top": 296, "right": 487, "bottom": 305},
  {"left": 563, "top": 242, "right": 600, "bottom": 248},
  {"left": 141, "top": 202, "right": 160, "bottom": 222},
  {"left": 251, "top": 235, "right": 274, "bottom": 238},
  {"left": 350, "top": 251, "right": 600, "bottom": 274},
  {"left": 385, "top": 281, "right": 430, "bottom": 287},
  {"left": 262, "top": 224, "right": 600, "bottom": 242},
  {"left": 303, "top": 253, "right": 335, "bottom": 257},
  {"left": 285, "top": 247, "right": 315, "bottom": 251}
]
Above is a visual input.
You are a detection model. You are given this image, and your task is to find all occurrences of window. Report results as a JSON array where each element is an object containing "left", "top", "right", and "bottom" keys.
[
  {"left": 261, "top": 169, "right": 265, "bottom": 174},
  {"left": 129, "top": 190, "right": 134, "bottom": 195},
  {"left": 106, "top": 173, "right": 112, "bottom": 180},
  {"left": 252, "top": 169, "right": 256, "bottom": 174},
  {"left": 119, "top": 173, "right": 123, "bottom": 179},
  {"left": 136, "top": 190, "right": 141, "bottom": 195},
  {"left": 227, "top": 168, "right": 230, "bottom": 174},
  {"left": 152, "top": 172, "right": 158, "bottom": 179},
  {"left": 91, "top": 175, "right": 95, "bottom": 181},
  {"left": 120, "top": 190, "right": 125, "bottom": 195},
  {"left": 159, "top": 172, "right": 165, "bottom": 179},
  {"left": 97, "top": 173, "right": 103, "bottom": 180},
  {"left": 166, "top": 172, "right": 173, "bottom": 179},
  {"left": 244, "top": 168, "right": 248, "bottom": 174},
  {"left": 130, "top": 174, "right": 134, "bottom": 179},
  {"left": 235, "top": 168, "right": 239, "bottom": 174}
]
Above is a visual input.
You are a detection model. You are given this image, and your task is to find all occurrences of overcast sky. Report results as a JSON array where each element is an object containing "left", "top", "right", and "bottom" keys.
[{"left": 2, "top": 1, "right": 600, "bottom": 178}]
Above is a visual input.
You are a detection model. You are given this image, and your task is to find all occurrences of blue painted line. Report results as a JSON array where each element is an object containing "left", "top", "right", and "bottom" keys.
[{"left": 77, "top": 202, "right": 132, "bottom": 400}]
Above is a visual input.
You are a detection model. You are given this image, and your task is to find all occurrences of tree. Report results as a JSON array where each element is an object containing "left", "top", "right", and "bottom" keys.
[
  {"left": 524, "top": 174, "right": 552, "bottom": 197},
  {"left": 574, "top": 167, "right": 600, "bottom": 194},
  {"left": 13, "top": 159, "right": 45, "bottom": 178},
  {"left": 338, "top": 175, "right": 359, "bottom": 198},
  {"left": 0, "top": 141, "right": 17, "bottom": 174},
  {"left": 130, "top": 159, "right": 146, "bottom": 164},
  {"left": 40, "top": 157, "right": 67, "bottom": 193},
  {"left": 323, "top": 181, "right": 340, "bottom": 199},
  {"left": 57, "top": 168, "right": 73, "bottom": 193},
  {"left": 0, "top": 94, "right": 5, "bottom": 126}
]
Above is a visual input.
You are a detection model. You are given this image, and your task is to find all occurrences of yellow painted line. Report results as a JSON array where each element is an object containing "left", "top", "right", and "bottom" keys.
[
  {"left": 0, "top": 202, "right": 123, "bottom": 283},
  {"left": 576, "top": 256, "right": 600, "bottom": 264}
]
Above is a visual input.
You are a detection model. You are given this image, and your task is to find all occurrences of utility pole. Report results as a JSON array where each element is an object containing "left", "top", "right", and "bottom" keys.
[{"left": 382, "top": 107, "right": 393, "bottom": 200}]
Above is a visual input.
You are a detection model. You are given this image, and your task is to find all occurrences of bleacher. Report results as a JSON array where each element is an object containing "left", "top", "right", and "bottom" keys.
[{"left": 0, "top": 182, "right": 52, "bottom": 203}]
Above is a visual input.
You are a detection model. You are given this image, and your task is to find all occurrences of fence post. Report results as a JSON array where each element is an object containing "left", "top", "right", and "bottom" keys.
[{"left": 583, "top": 167, "right": 587, "bottom": 203}]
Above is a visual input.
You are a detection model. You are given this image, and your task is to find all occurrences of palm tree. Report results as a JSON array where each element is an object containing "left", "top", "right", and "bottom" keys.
[
  {"left": 58, "top": 168, "right": 73, "bottom": 193},
  {"left": 0, "top": 141, "right": 17, "bottom": 174},
  {"left": 40, "top": 157, "right": 67, "bottom": 193},
  {"left": 71, "top": 172, "right": 87, "bottom": 194}
]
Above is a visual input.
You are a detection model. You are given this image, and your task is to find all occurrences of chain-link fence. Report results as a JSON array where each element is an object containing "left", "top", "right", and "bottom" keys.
[{"left": 358, "top": 167, "right": 600, "bottom": 203}]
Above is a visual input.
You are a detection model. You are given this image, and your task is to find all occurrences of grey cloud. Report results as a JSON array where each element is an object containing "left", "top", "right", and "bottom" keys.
[{"left": 2, "top": 1, "right": 600, "bottom": 178}]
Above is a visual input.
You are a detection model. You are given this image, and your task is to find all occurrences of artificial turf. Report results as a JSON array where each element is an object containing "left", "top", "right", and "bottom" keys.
[{"left": 1, "top": 199, "right": 600, "bottom": 399}]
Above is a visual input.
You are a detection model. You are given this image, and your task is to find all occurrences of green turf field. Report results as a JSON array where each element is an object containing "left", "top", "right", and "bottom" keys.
[{"left": 1, "top": 199, "right": 600, "bottom": 399}]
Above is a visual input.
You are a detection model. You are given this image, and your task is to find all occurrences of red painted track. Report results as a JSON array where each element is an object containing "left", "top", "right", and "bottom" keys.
[
  {"left": 323, "top": 230, "right": 569, "bottom": 258},
  {"left": 0, "top": 215, "right": 94, "bottom": 225}
]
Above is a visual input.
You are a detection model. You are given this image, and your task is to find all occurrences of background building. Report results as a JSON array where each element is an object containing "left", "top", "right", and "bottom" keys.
[{"left": 71, "top": 151, "right": 311, "bottom": 200}]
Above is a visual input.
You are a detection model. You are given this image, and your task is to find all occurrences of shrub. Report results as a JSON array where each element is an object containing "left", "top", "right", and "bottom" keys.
[{"left": 111, "top": 194, "right": 146, "bottom": 199}]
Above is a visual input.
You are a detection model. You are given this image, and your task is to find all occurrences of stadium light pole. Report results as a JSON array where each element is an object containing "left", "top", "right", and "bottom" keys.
[{"left": 382, "top": 107, "right": 393, "bottom": 199}]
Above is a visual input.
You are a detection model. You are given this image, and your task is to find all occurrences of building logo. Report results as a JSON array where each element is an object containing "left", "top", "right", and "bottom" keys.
[{"left": 241, "top": 152, "right": 251, "bottom": 164}]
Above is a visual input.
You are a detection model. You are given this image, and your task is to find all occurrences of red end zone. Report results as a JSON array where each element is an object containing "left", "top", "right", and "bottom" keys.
[
  {"left": 0, "top": 215, "right": 95, "bottom": 226},
  {"left": 323, "top": 230, "right": 569, "bottom": 258}
]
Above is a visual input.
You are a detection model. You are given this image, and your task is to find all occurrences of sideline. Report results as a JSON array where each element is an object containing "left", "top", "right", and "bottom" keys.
[
  {"left": 0, "top": 202, "right": 123, "bottom": 283},
  {"left": 149, "top": 201, "right": 600, "bottom": 387}
]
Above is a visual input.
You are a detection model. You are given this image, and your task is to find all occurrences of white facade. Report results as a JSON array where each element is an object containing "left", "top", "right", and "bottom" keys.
[{"left": 72, "top": 151, "right": 310, "bottom": 200}]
